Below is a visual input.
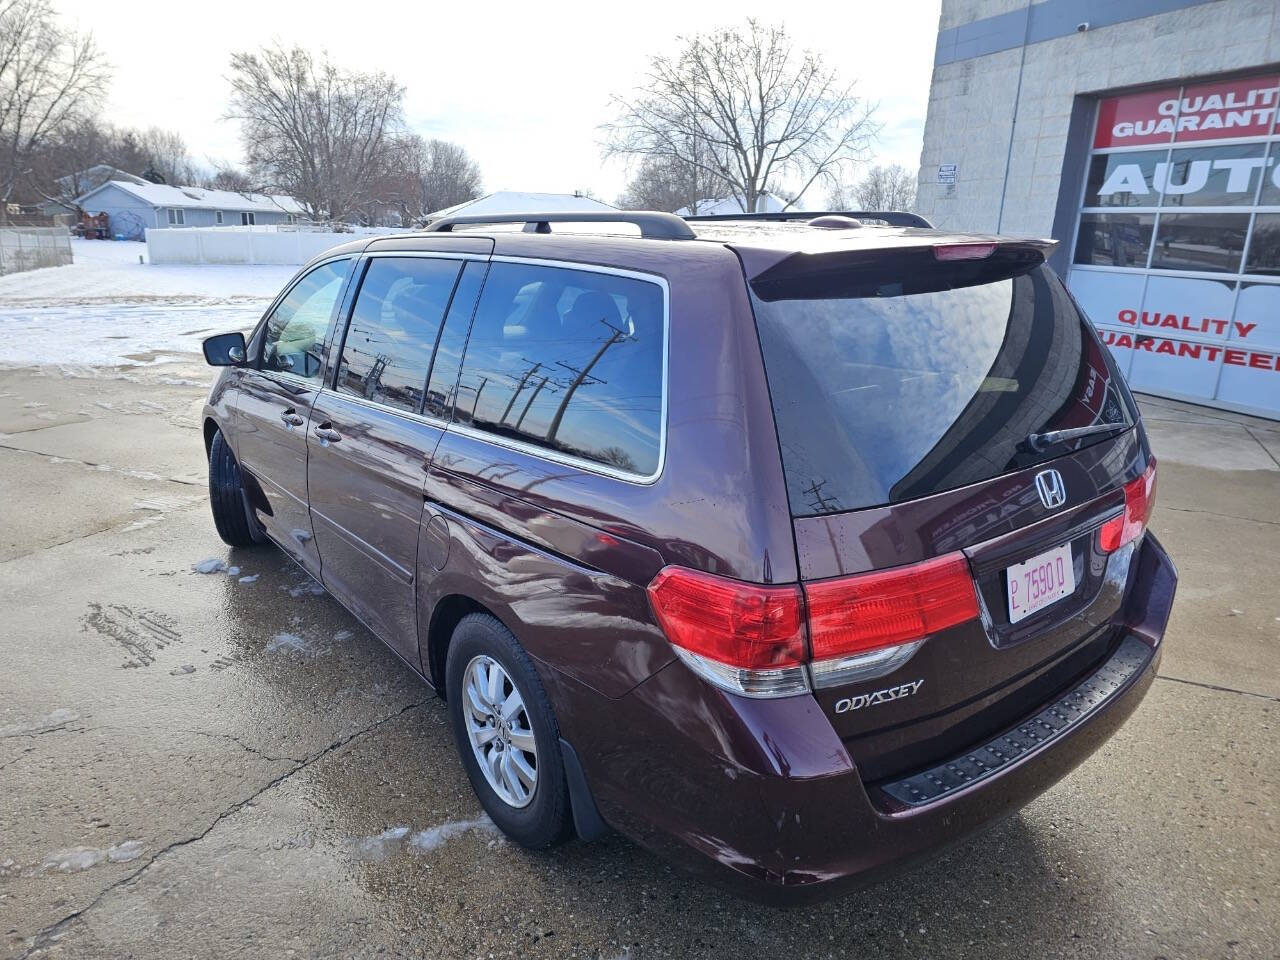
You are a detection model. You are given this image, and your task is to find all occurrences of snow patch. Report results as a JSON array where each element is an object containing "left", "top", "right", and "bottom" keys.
[
  {"left": 108, "top": 839, "right": 145, "bottom": 863},
  {"left": 39, "top": 839, "right": 144, "bottom": 872},
  {"left": 264, "top": 632, "right": 327, "bottom": 657},
  {"left": 238, "top": 574, "right": 259, "bottom": 584},
  {"left": 287, "top": 579, "right": 325, "bottom": 597},
  {"left": 192, "top": 558, "right": 226, "bottom": 574},
  {"left": 348, "top": 826, "right": 411, "bottom": 862},
  {"left": 407, "top": 815, "right": 501, "bottom": 853}
]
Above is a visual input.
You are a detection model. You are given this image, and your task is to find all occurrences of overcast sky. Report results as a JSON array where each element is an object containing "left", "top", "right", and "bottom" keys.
[{"left": 58, "top": 0, "right": 942, "bottom": 205}]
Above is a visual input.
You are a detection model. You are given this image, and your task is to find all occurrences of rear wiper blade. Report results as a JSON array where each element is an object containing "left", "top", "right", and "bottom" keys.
[{"left": 1026, "top": 423, "right": 1129, "bottom": 452}]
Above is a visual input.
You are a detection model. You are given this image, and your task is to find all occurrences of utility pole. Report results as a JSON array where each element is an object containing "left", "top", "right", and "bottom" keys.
[
  {"left": 469, "top": 376, "right": 488, "bottom": 421},
  {"left": 515, "top": 376, "right": 554, "bottom": 431},
  {"left": 546, "top": 320, "right": 632, "bottom": 444},
  {"left": 802, "top": 478, "right": 841, "bottom": 514},
  {"left": 500, "top": 360, "right": 544, "bottom": 424}
]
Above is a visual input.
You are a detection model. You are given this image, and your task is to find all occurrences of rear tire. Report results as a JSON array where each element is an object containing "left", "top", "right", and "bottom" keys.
[
  {"left": 445, "top": 613, "right": 573, "bottom": 849},
  {"left": 208, "top": 429, "right": 266, "bottom": 548}
]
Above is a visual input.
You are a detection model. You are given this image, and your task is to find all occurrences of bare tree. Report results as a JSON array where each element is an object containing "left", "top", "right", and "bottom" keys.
[
  {"left": 828, "top": 163, "right": 917, "bottom": 212},
  {"left": 30, "top": 119, "right": 204, "bottom": 211},
  {"left": 136, "top": 127, "right": 195, "bottom": 185},
  {"left": 604, "top": 20, "right": 878, "bottom": 214},
  {"left": 200, "top": 161, "right": 256, "bottom": 193},
  {"left": 379, "top": 134, "right": 481, "bottom": 224},
  {"left": 0, "top": 0, "right": 110, "bottom": 202},
  {"left": 227, "top": 45, "right": 404, "bottom": 222},
  {"left": 616, "top": 154, "right": 727, "bottom": 212}
]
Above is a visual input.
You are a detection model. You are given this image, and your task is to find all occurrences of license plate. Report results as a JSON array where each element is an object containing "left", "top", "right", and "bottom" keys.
[{"left": 1006, "top": 542, "right": 1075, "bottom": 624}]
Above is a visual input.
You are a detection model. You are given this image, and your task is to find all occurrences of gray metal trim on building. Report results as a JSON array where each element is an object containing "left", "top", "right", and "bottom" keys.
[{"left": 934, "top": 0, "right": 1221, "bottom": 67}]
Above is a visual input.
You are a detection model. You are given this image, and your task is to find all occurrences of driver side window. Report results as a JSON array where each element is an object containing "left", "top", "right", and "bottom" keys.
[{"left": 260, "top": 259, "right": 350, "bottom": 379}]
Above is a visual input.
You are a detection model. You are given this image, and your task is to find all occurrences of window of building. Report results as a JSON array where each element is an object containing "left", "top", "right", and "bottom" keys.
[
  {"left": 1073, "top": 213, "right": 1154, "bottom": 267},
  {"left": 215, "top": 210, "right": 224, "bottom": 224},
  {"left": 452, "top": 262, "right": 665, "bottom": 476},
  {"left": 1070, "top": 73, "right": 1280, "bottom": 421},
  {"left": 1083, "top": 150, "right": 1165, "bottom": 207},
  {"left": 260, "top": 259, "right": 350, "bottom": 379},
  {"left": 286, "top": 214, "right": 297, "bottom": 224},
  {"left": 166, "top": 208, "right": 185, "bottom": 225},
  {"left": 334, "top": 257, "right": 463, "bottom": 413},
  {"left": 241, "top": 212, "right": 256, "bottom": 226},
  {"left": 1159, "top": 144, "right": 1269, "bottom": 207},
  {"left": 1151, "top": 213, "right": 1250, "bottom": 273},
  {"left": 1245, "top": 214, "right": 1280, "bottom": 276}
]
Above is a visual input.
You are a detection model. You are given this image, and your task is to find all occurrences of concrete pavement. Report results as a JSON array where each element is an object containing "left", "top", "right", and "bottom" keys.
[{"left": 0, "top": 361, "right": 1275, "bottom": 959}]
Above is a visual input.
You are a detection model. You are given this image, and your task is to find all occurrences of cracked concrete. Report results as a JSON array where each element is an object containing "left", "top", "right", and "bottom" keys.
[{"left": 0, "top": 366, "right": 1276, "bottom": 959}]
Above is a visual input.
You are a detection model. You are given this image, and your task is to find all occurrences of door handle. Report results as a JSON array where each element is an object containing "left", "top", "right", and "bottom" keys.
[
  {"left": 313, "top": 423, "right": 342, "bottom": 443},
  {"left": 279, "top": 408, "right": 304, "bottom": 427}
]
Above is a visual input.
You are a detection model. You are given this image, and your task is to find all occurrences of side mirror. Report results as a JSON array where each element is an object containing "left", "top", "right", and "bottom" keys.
[{"left": 203, "top": 332, "right": 247, "bottom": 367}]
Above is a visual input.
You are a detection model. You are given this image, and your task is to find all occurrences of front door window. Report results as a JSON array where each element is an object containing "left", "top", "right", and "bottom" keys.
[{"left": 259, "top": 260, "right": 349, "bottom": 379}]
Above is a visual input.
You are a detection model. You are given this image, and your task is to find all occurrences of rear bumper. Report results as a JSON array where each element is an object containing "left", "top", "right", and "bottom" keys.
[{"left": 547, "top": 533, "right": 1176, "bottom": 905}]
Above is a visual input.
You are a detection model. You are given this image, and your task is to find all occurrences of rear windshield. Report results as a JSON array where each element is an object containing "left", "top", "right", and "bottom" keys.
[{"left": 747, "top": 251, "right": 1136, "bottom": 516}]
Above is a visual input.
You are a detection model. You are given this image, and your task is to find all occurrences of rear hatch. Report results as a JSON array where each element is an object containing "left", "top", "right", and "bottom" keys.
[{"left": 740, "top": 234, "right": 1153, "bottom": 783}]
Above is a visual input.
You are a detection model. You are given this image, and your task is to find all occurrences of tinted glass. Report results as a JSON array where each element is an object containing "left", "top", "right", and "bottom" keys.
[
  {"left": 1245, "top": 213, "right": 1280, "bottom": 276},
  {"left": 1259, "top": 142, "right": 1280, "bottom": 205},
  {"left": 1074, "top": 213, "right": 1154, "bottom": 267},
  {"left": 261, "top": 259, "right": 349, "bottom": 379},
  {"left": 424, "top": 261, "right": 488, "bottom": 419},
  {"left": 1160, "top": 143, "right": 1268, "bottom": 207},
  {"left": 1151, "top": 213, "right": 1249, "bottom": 272},
  {"left": 453, "top": 262, "right": 664, "bottom": 476},
  {"left": 1084, "top": 150, "right": 1165, "bottom": 207},
  {"left": 335, "top": 257, "right": 463, "bottom": 412},
  {"left": 749, "top": 259, "right": 1135, "bottom": 515}
]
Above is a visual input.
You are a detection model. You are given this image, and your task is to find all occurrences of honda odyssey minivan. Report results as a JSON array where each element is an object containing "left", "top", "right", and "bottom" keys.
[{"left": 200, "top": 209, "right": 1176, "bottom": 903}]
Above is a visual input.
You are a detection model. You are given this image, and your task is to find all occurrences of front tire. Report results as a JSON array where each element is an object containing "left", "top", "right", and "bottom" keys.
[
  {"left": 445, "top": 613, "right": 573, "bottom": 849},
  {"left": 208, "top": 429, "right": 266, "bottom": 548}
]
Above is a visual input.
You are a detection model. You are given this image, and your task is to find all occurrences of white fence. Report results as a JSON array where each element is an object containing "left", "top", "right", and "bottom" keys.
[
  {"left": 0, "top": 226, "right": 73, "bottom": 276},
  {"left": 145, "top": 225, "right": 404, "bottom": 266}
]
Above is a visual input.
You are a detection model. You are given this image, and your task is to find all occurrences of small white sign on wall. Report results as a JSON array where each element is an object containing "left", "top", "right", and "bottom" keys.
[{"left": 937, "top": 163, "right": 958, "bottom": 184}]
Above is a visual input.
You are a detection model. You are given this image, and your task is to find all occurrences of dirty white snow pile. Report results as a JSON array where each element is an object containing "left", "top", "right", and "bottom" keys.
[
  {"left": 0, "top": 239, "right": 296, "bottom": 367},
  {"left": 0, "top": 238, "right": 294, "bottom": 306}
]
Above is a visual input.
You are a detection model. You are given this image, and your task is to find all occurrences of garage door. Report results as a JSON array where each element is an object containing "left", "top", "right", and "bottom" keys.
[{"left": 1068, "top": 71, "right": 1280, "bottom": 421}]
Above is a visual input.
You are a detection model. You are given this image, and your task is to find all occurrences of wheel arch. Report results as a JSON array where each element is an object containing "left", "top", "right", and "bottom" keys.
[
  {"left": 424, "top": 593, "right": 494, "bottom": 697},
  {"left": 203, "top": 416, "right": 220, "bottom": 457}
]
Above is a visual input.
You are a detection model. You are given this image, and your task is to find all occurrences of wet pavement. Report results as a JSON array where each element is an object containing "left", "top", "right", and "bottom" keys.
[{"left": 0, "top": 361, "right": 1276, "bottom": 959}]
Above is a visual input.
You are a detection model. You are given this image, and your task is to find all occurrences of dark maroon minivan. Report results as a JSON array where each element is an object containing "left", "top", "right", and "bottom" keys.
[{"left": 201, "top": 210, "right": 1176, "bottom": 902}]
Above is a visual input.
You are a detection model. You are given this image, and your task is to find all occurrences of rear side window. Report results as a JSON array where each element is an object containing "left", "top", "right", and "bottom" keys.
[
  {"left": 453, "top": 262, "right": 665, "bottom": 476},
  {"left": 335, "top": 257, "right": 463, "bottom": 413},
  {"left": 748, "top": 254, "right": 1136, "bottom": 516}
]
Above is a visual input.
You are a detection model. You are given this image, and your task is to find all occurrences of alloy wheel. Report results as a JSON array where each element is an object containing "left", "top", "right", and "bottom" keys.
[{"left": 461, "top": 654, "right": 538, "bottom": 808}]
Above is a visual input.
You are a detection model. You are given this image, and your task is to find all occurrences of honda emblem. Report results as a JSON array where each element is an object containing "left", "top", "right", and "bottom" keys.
[{"left": 1034, "top": 469, "right": 1067, "bottom": 510}]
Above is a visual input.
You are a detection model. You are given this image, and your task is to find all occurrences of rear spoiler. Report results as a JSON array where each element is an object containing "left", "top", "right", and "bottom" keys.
[
  {"left": 749, "top": 239, "right": 1059, "bottom": 302},
  {"left": 684, "top": 210, "right": 934, "bottom": 229}
]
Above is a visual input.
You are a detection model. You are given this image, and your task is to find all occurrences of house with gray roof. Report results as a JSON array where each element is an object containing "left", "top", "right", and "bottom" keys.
[{"left": 75, "top": 180, "right": 307, "bottom": 239}]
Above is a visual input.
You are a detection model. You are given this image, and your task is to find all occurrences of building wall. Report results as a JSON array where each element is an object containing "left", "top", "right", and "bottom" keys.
[
  {"left": 917, "top": 0, "right": 1280, "bottom": 238},
  {"left": 78, "top": 184, "right": 297, "bottom": 238},
  {"left": 79, "top": 184, "right": 158, "bottom": 240}
]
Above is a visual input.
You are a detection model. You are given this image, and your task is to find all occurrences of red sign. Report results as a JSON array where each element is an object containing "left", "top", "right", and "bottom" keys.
[
  {"left": 1099, "top": 331, "right": 1280, "bottom": 373},
  {"left": 1094, "top": 75, "right": 1280, "bottom": 149}
]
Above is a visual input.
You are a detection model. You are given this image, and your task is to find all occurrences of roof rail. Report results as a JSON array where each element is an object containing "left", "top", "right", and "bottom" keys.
[
  {"left": 682, "top": 210, "right": 934, "bottom": 229},
  {"left": 426, "top": 210, "right": 696, "bottom": 240}
]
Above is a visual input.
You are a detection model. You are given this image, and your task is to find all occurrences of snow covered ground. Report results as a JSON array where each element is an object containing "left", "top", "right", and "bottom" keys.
[{"left": 0, "top": 239, "right": 295, "bottom": 366}]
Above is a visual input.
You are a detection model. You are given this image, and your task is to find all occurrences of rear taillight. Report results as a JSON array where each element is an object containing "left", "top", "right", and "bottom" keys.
[
  {"left": 647, "top": 567, "right": 808, "bottom": 697},
  {"left": 1099, "top": 458, "right": 1157, "bottom": 553},
  {"left": 647, "top": 553, "right": 981, "bottom": 698}
]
